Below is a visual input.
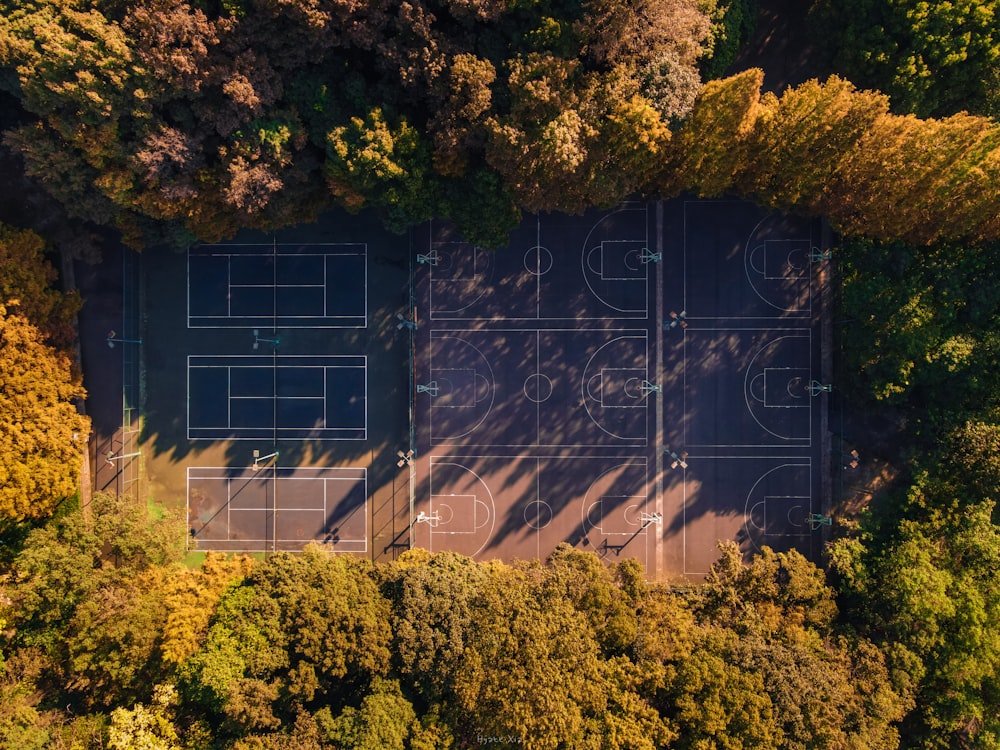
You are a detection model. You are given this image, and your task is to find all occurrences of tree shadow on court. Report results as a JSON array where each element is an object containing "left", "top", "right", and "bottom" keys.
[
  {"left": 137, "top": 209, "right": 418, "bottom": 558},
  {"left": 417, "top": 202, "right": 825, "bottom": 569}
]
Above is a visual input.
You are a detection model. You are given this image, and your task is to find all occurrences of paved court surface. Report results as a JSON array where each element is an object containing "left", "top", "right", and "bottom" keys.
[
  {"left": 138, "top": 212, "right": 413, "bottom": 558},
  {"left": 412, "top": 199, "right": 827, "bottom": 578},
  {"left": 129, "top": 198, "right": 827, "bottom": 577}
]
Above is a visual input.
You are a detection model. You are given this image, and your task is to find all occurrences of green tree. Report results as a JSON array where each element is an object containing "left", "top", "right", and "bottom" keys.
[
  {"left": 320, "top": 678, "right": 424, "bottom": 750},
  {"left": 182, "top": 546, "right": 391, "bottom": 735},
  {"left": 107, "top": 684, "right": 182, "bottom": 750},
  {"left": 160, "top": 552, "right": 253, "bottom": 666},
  {"left": 668, "top": 629, "right": 783, "bottom": 750},
  {"left": 814, "top": 0, "right": 1000, "bottom": 117},
  {"left": 325, "top": 107, "right": 436, "bottom": 231},
  {"left": 830, "top": 495, "right": 1000, "bottom": 748}
]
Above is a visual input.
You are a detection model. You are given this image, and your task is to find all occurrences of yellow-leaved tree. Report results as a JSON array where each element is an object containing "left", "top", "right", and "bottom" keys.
[{"left": 0, "top": 304, "right": 89, "bottom": 520}]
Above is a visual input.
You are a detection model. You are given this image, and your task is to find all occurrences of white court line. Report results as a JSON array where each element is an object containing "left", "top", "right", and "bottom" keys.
[
  {"left": 188, "top": 243, "right": 367, "bottom": 328},
  {"left": 678, "top": 457, "right": 811, "bottom": 576},
  {"left": 577, "top": 459, "right": 651, "bottom": 551},
  {"left": 742, "top": 231, "right": 812, "bottom": 315},
  {"left": 188, "top": 355, "right": 367, "bottom": 439},
  {"left": 741, "top": 333, "right": 812, "bottom": 444},
  {"left": 682, "top": 330, "right": 813, "bottom": 448},
  {"left": 428, "top": 329, "right": 648, "bottom": 447},
  {"left": 580, "top": 206, "right": 650, "bottom": 316},
  {"left": 682, "top": 201, "right": 814, "bottom": 321},
  {"left": 428, "top": 206, "right": 650, "bottom": 320},
  {"left": 428, "top": 460, "right": 496, "bottom": 556},
  {"left": 428, "top": 242, "right": 490, "bottom": 316},
  {"left": 742, "top": 463, "right": 813, "bottom": 552},
  {"left": 428, "top": 334, "right": 495, "bottom": 440},
  {"left": 581, "top": 334, "right": 649, "bottom": 442},
  {"left": 188, "top": 468, "right": 368, "bottom": 547}
]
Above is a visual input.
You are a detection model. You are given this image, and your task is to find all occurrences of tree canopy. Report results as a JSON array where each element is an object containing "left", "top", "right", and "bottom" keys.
[
  {"left": 0, "top": 304, "right": 88, "bottom": 520},
  {"left": 0, "top": 527, "right": 915, "bottom": 749},
  {"left": 0, "top": 0, "right": 715, "bottom": 246},
  {"left": 811, "top": 0, "right": 1000, "bottom": 118}
]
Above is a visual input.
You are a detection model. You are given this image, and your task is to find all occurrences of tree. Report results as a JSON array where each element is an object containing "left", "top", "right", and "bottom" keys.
[
  {"left": 0, "top": 224, "right": 80, "bottom": 351},
  {"left": 574, "top": 0, "right": 711, "bottom": 70},
  {"left": 698, "top": 542, "right": 839, "bottom": 634},
  {"left": 668, "top": 629, "right": 783, "bottom": 750},
  {"left": 739, "top": 76, "right": 889, "bottom": 210},
  {"left": 662, "top": 68, "right": 764, "bottom": 197},
  {"left": 320, "top": 678, "right": 425, "bottom": 750},
  {"left": 107, "top": 684, "right": 182, "bottom": 750},
  {"left": 182, "top": 546, "right": 392, "bottom": 735},
  {"left": 813, "top": 0, "right": 1000, "bottom": 118},
  {"left": 62, "top": 567, "right": 172, "bottom": 707},
  {"left": 160, "top": 553, "right": 253, "bottom": 666},
  {"left": 384, "top": 550, "right": 490, "bottom": 704},
  {"left": 829, "top": 495, "right": 1000, "bottom": 748},
  {"left": 325, "top": 107, "right": 436, "bottom": 230},
  {"left": 823, "top": 111, "right": 1000, "bottom": 244},
  {"left": 449, "top": 560, "right": 608, "bottom": 747},
  {"left": 0, "top": 306, "right": 88, "bottom": 521}
]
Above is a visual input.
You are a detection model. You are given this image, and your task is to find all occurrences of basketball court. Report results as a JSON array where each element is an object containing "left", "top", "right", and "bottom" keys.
[
  {"left": 412, "top": 199, "right": 828, "bottom": 578},
  {"left": 134, "top": 198, "right": 827, "bottom": 576}
]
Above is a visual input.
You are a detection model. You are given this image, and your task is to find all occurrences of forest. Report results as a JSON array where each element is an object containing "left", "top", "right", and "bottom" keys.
[{"left": 1, "top": 0, "right": 999, "bottom": 747}]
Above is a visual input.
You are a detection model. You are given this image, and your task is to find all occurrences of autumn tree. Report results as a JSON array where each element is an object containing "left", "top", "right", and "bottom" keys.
[
  {"left": 0, "top": 306, "right": 88, "bottom": 521},
  {"left": 662, "top": 68, "right": 764, "bottom": 196},
  {"left": 0, "top": 224, "right": 80, "bottom": 350}
]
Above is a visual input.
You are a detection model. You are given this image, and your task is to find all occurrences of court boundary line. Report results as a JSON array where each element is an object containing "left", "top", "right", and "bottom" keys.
[
  {"left": 682, "top": 329, "right": 813, "bottom": 448},
  {"left": 187, "top": 466, "right": 368, "bottom": 551},
  {"left": 427, "top": 459, "right": 497, "bottom": 556},
  {"left": 680, "top": 456, "right": 812, "bottom": 575},
  {"left": 425, "top": 454, "right": 650, "bottom": 558},
  {"left": 742, "top": 231, "right": 813, "bottom": 315},
  {"left": 187, "top": 242, "right": 368, "bottom": 329},
  {"left": 427, "top": 328, "right": 649, "bottom": 448},
  {"left": 682, "top": 200, "right": 816, "bottom": 321},
  {"left": 427, "top": 205, "right": 651, "bottom": 321},
  {"left": 187, "top": 355, "right": 367, "bottom": 441},
  {"left": 742, "top": 462, "right": 814, "bottom": 552}
]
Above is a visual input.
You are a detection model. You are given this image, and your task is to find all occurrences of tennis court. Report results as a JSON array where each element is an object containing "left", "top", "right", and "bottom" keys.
[
  {"left": 412, "top": 199, "right": 828, "bottom": 578},
  {"left": 187, "top": 355, "right": 366, "bottom": 441},
  {"left": 188, "top": 243, "right": 366, "bottom": 328},
  {"left": 133, "top": 223, "right": 412, "bottom": 558},
  {"left": 188, "top": 467, "right": 367, "bottom": 552}
]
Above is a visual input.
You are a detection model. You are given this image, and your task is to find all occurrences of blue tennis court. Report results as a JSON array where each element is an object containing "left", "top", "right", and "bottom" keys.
[
  {"left": 188, "top": 243, "right": 366, "bottom": 328},
  {"left": 187, "top": 355, "right": 366, "bottom": 440}
]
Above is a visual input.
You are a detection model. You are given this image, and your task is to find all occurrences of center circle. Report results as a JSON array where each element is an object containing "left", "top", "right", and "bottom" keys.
[
  {"left": 524, "top": 246, "right": 553, "bottom": 275},
  {"left": 524, "top": 499, "right": 553, "bottom": 530},
  {"left": 523, "top": 373, "right": 553, "bottom": 402}
]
